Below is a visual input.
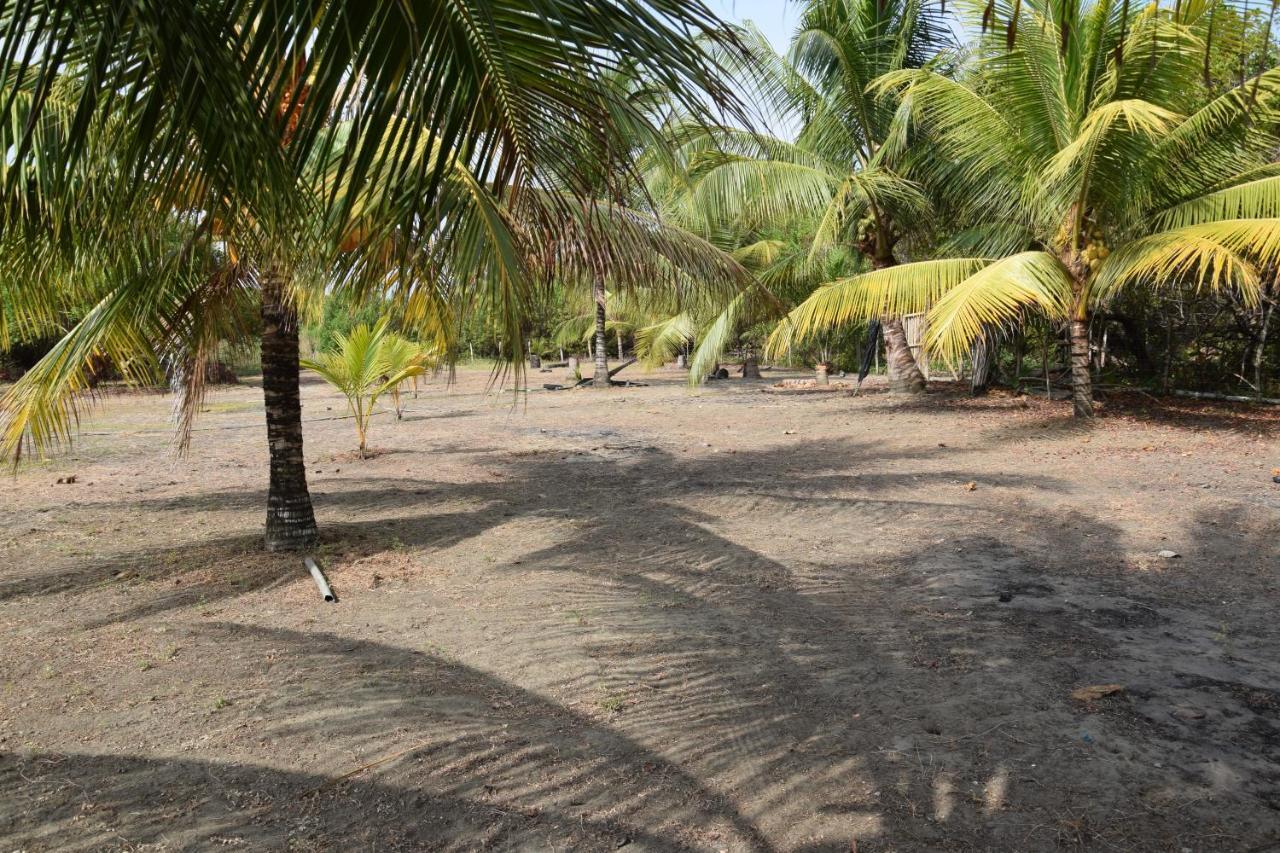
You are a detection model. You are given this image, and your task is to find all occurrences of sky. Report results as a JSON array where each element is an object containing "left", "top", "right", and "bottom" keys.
[
  {"left": 713, "top": 0, "right": 971, "bottom": 55},
  {"left": 707, "top": 1, "right": 967, "bottom": 138},
  {"left": 712, "top": 0, "right": 798, "bottom": 54}
]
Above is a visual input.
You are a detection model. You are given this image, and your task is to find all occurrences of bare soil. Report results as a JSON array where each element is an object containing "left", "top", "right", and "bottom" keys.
[{"left": 2, "top": 364, "right": 1279, "bottom": 851}]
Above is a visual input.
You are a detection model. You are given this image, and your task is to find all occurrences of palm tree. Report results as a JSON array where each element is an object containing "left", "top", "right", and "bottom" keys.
[
  {"left": 685, "top": 5, "right": 953, "bottom": 392},
  {"left": 776, "top": 0, "right": 1280, "bottom": 417},
  {"left": 0, "top": 77, "right": 531, "bottom": 550},
  {"left": 301, "top": 319, "right": 430, "bottom": 455},
  {"left": 0, "top": 1, "right": 747, "bottom": 549},
  {"left": 553, "top": 289, "right": 643, "bottom": 364},
  {"left": 380, "top": 334, "right": 435, "bottom": 420},
  {"left": 634, "top": 230, "right": 854, "bottom": 380}
]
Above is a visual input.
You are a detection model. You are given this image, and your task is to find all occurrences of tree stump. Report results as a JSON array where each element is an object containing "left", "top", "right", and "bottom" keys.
[
  {"left": 815, "top": 364, "right": 829, "bottom": 385},
  {"left": 741, "top": 355, "right": 761, "bottom": 379},
  {"left": 528, "top": 353, "right": 541, "bottom": 369}
]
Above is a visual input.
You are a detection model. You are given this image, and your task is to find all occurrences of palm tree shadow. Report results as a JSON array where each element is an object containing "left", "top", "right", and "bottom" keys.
[
  {"left": 3, "top": 621, "right": 782, "bottom": 850},
  {"left": 1, "top": 749, "right": 703, "bottom": 851},
  {"left": 0, "top": 486, "right": 515, "bottom": 626},
  {"left": 12, "top": 436, "right": 1273, "bottom": 847}
]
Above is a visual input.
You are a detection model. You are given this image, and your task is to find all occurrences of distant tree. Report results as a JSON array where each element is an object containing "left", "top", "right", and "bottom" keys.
[{"left": 687, "top": 0, "right": 954, "bottom": 392}]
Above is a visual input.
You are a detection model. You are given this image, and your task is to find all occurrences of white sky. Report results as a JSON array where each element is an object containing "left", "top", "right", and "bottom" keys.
[{"left": 713, "top": 0, "right": 799, "bottom": 54}]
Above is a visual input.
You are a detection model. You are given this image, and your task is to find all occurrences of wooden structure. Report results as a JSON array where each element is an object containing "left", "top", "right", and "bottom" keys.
[{"left": 903, "top": 312, "right": 961, "bottom": 382}]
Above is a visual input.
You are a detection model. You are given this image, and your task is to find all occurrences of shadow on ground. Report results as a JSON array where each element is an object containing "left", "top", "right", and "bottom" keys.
[{"left": 5, "top": 436, "right": 1279, "bottom": 850}]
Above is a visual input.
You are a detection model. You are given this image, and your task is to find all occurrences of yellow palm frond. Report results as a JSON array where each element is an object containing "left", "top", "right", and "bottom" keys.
[
  {"left": 765, "top": 258, "right": 990, "bottom": 358},
  {"left": 924, "top": 252, "right": 1075, "bottom": 359},
  {"left": 1093, "top": 219, "right": 1280, "bottom": 305},
  {"left": 732, "top": 239, "right": 791, "bottom": 268},
  {"left": 1, "top": 291, "right": 160, "bottom": 463}
]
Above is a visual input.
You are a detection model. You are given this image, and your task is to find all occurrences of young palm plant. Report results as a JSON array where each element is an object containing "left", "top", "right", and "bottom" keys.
[
  {"left": 381, "top": 334, "right": 435, "bottom": 419},
  {"left": 775, "top": 0, "right": 1280, "bottom": 416},
  {"left": 302, "top": 320, "right": 429, "bottom": 455}
]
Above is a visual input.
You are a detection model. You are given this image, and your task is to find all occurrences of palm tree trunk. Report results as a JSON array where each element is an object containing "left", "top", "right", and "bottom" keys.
[
  {"left": 872, "top": 255, "right": 927, "bottom": 394},
  {"left": 355, "top": 399, "right": 369, "bottom": 457},
  {"left": 1069, "top": 317, "right": 1094, "bottom": 418},
  {"left": 882, "top": 317, "right": 926, "bottom": 394},
  {"left": 592, "top": 279, "right": 609, "bottom": 388},
  {"left": 1256, "top": 285, "right": 1274, "bottom": 396},
  {"left": 261, "top": 271, "right": 318, "bottom": 551}
]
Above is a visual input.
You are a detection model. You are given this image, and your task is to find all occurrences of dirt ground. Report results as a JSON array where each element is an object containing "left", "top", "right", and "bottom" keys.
[{"left": 1, "top": 362, "right": 1279, "bottom": 852}]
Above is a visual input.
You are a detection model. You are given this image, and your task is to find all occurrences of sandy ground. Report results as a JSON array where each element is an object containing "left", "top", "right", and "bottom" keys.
[{"left": 1, "top": 363, "right": 1278, "bottom": 852}]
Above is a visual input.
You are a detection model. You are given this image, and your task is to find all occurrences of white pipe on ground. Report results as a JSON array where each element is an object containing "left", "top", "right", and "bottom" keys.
[
  {"left": 1171, "top": 389, "right": 1280, "bottom": 405},
  {"left": 304, "top": 556, "right": 336, "bottom": 602}
]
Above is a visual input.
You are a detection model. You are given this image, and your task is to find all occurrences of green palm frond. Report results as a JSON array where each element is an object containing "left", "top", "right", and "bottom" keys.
[
  {"left": 2, "top": 0, "right": 748, "bottom": 240},
  {"left": 1152, "top": 175, "right": 1280, "bottom": 230},
  {"left": 302, "top": 320, "right": 394, "bottom": 401},
  {"left": 527, "top": 193, "right": 756, "bottom": 317},
  {"left": 809, "top": 168, "right": 933, "bottom": 255},
  {"left": 689, "top": 290, "right": 752, "bottom": 381},
  {"left": 872, "top": 67, "right": 1030, "bottom": 220},
  {"left": 691, "top": 156, "right": 843, "bottom": 230},
  {"left": 635, "top": 312, "right": 698, "bottom": 367},
  {"left": 1150, "top": 68, "right": 1280, "bottom": 194},
  {"left": 1044, "top": 99, "right": 1182, "bottom": 185},
  {"left": 379, "top": 333, "right": 435, "bottom": 391},
  {"left": 377, "top": 331, "right": 434, "bottom": 418}
]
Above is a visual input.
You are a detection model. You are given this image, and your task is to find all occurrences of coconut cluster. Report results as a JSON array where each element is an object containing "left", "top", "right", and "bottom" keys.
[
  {"left": 1054, "top": 219, "right": 1109, "bottom": 274},
  {"left": 857, "top": 212, "right": 877, "bottom": 244},
  {"left": 1081, "top": 226, "right": 1110, "bottom": 273}
]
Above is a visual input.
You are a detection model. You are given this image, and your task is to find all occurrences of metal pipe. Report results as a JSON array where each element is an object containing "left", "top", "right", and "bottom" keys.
[{"left": 304, "top": 556, "right": 336, "bottom": 602}]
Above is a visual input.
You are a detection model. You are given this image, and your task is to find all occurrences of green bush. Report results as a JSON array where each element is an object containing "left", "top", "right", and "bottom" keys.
[{"left": 305, "top": 293, "right": 388, "bottom": 355}]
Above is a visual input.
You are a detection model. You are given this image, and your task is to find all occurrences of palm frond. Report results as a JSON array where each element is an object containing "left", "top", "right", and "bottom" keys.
[
  {"left": 689, "top": 290, "right": 752, "bottom": 382},
  {"left": 1093, "top": 219, "right": 1280, "bottom": 304},
  {"left": 765, "top": 258, "right": 992, "bottom": 358},
  {"left": 1152, "top": 175, "right": 1280, "bottom": 230},
  {"left": 923, "top": 251, "right": 1075, "bottom": 359},
  {"left": 635, "top": 312, "right": 697, "bottom": 367}
]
